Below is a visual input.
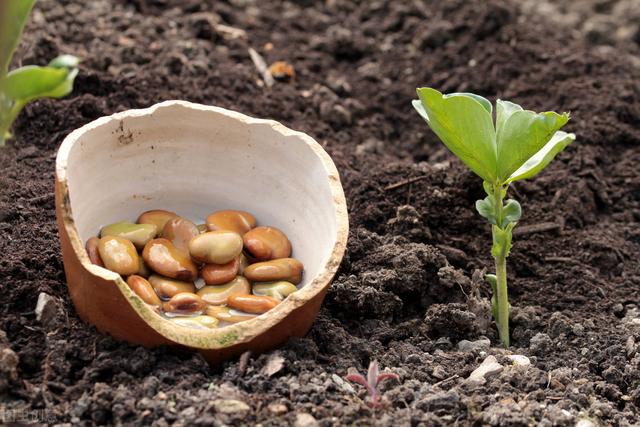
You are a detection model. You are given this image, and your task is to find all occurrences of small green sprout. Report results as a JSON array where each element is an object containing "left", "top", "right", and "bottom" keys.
[
  {"left": 413, "top": 87, "right": 575, "bottom": 347},
  {"left": 0, "top": 0, "right": 79, "bottom": 145}
]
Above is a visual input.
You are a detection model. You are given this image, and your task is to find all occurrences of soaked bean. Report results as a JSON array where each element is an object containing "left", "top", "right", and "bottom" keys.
[
  {"left": 162, "top": 292, "right": 206, "bottom": 315},
  {"left": 196, "top": 276, "right": 251, "bottom": 305},
  {"left": 162, "top": 217, "right": 199, "bottom": 254},
  {"left": 148, "top": 274, "right": 195, "bottom": 299},
  {"left": 100, "top": 221, "right": 158, "bottom": 250},
  {"left": 98, "top": 236, "right": 140, "bottom": 276},
  {"left": 85, "top": 237, "right": 104, "bottom": 267},
  {"left": 206, "top": 210, "right": 256, "bottom": 235},
  {"left": 137, "top": 209, "right": 178, "bottom": 231},
  {"left": 227, "top": 294, "right": 280, "bottom": 314},
  {"left": 196, "top": 223, "right": 208, "bottom": 233},
  {"left": 238, "top": 253, "right": 250, "bottom": 274},
  {"left": 201, "top": 257, "right": 240, "bottom": 285},
  {"left": 126, "top": 275, "right": 161, "bottom": 307},
  {"left": 206, "top": 306, "right": 256, "bottom": 323},
  {"left": 252, "top": 281, "right": 298, "bottom": 300},
  {"left": 243, "top": 226, "right": 291, "bottom": 261},
  {"left": 137, "top": 254, "right": 152, "bottom": 278},
  {"left": 142, "top": 238, "right": 198, "bottom": 281},
  {"left": 188, "top": 230, "right": 243, "bottom": 264},
  {"left": 171, "top": 315, "right": 219, "bottom": 329},
  {"left": 243, "top": 258, "right": 303, "bottom": 284}
]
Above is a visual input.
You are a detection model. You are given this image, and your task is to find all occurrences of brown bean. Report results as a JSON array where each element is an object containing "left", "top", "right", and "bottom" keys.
[
  {"left": 162, "top": 217, "right": 199, "bottom": 254},
  {"left": 196, "top": 276, "right": 251, "bottom": 305},
  {"left": 252, "top": 281, "right": 298, "bottom": 300},
  {"left": 206, "top": 210, "right": 256, "bottom": 235},
  {"left": 126, "top": 275, "right": 161, "bottom": 307},
  {"left": 137, "top": 254, "right": 152, "bottom": 278},
  {"left": 142, "top": 238, "right": 198, "bottom": 281},
  {"left": 98, "top": 236, "right": 139, "bottom": 276},
  {"left": 86, "top": 236, "right": 104, "bottom": 267},
  {"left": 171, "top": 315, "right": 219, "bottom": 329},
  {"left": 188, "top": 230, "right": 243, "bottom": 264},
  {"left": 227, "top": 294, "right": 280, "bottom": 314},
  {"left": 162, "top": 292, "right": 206, "bottom": 315},
  {"left": 206, "top": 306, "right": 256, "bottom": 323},
  {"left": 243, "top": 226, "right": 292, "bottom": 261},
  {"left": 201, "top": 257, "right": 240, "bottom": 285},
  {"left": 243, "top": 258, "right": 303, "bottom": 284},
  {"left": 137, "top": 209, "right": 178, "bottom": 231},
  {"left": 148, "top": 274, "right": 195, "bottom": 299}
]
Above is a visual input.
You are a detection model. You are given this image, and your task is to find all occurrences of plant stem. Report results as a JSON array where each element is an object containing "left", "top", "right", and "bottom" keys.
[
  {"left": 491, "top": 183, "right": 510, "bottom": 347},
  {"left": 0, "top": 99, "right": 24, "bottom": 146}
]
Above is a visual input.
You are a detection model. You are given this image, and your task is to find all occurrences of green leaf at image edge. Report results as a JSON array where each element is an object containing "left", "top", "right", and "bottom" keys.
[
  {"left": 4, "top": 65, "right": 77, "bottom": 101},
  {"left": 505, "top": 131, "right": 576, "bottom": 184}
]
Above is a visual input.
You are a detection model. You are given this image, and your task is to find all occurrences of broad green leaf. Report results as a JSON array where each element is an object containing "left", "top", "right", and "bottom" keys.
[
  {"left": 501, "top": 199, "right": 521, "bottom": 227},
  {"left": 496, "top": 109, "right": 570, "bottom": 182},
  {"left": 0, "top": 0, "right": 36, "bottom": 78},
  {"left": 505, "top": 130, "right": 575, "bottom": 184},
  {"left": 411, "top": 99, "right": 429, "bottom": 121},
  {"left": 416, "top": 87, "right": 497, "bottom": 182},
  {"left": 495, "top": 100, "right": 522, "bottom": 137},
  {"left": 4, "top": 66, "right": 72, "bottom": 101},
  {"left": 447, "top": 92, "right": 492, "bottom": 114},
  {"left": 49, "top": 54, "right": 80, "bottom": 69},
  {"left": 475, "top": 196, "right": 497, "bottom": 225}
]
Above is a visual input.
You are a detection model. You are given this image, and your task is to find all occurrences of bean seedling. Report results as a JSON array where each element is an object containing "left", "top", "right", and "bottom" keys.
[
  {"left": 413, "top": 88, "right": 575, "bottom": 346},
  {"left": 345, "top": 360, "right": 399, "bottom": 408},
  {"left": 0, "top": 0, "right": 79, "bottom": 145}
]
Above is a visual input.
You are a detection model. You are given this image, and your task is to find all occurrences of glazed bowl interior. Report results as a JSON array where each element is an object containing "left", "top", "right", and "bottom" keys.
[{"left": 56, "top": 101, "right": 347, "bottom": 348}]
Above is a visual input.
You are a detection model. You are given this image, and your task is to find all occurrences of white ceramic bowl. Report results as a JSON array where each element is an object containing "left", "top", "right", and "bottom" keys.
[{"left": 55, "top": 101, "right": 348, "bottom": 364}]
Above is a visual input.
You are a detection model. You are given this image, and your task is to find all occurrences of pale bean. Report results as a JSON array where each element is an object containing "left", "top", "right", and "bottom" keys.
[
  {"left": 227, "top": 294, "right": 280, "bottom": 314},
  {"left": 142, "top": 238, "right": 198, "bottom": 281},
  {"left": 137, "top": 209, "right": 178, "bottom": 231},
  {"left": 98, "top": 236, "right": 139, "bottom": 276},
  {"left": 162, "top": 217, "right": 199, "bottom": 254},
  {"left": 206, "top": 306, "right": 256, "bottom": 323},
  {"left": 171, "top": 315, "right": 219, "bottom": 329},
  {"left": 206, "top": 210, "right": 256, "bottom": 235},
  {"left": 148, "top": 274, "right": 195, "bottom": 299},
  {"left": 162, "top": 292, "right": 206, "bottom": 315},
  {"left": 126, "top": 275, "right": 161, "bottom": 307},
  {"left": 100, "top": 221, "right": 158, "bottom": 250},
  {"left": 196, "top": 276, "right": 250, "bottom": 305},
  {"left": 85, "top": 236, "right": 104, "bottom": 267},
  {"left": 253, "top": 281, "right": 298, "bottom": 300},
  {"left": 201, "top": 257, "right": 240, "bottom": 285},
  {"left": 243, "top": 258, "right": 303, "bottom": 284},
  {"left": 188, "top": 230, "right": 243, "bottom": 264},
  {"left": 243, "top": 226, "right": 291, "bottom": 260}
]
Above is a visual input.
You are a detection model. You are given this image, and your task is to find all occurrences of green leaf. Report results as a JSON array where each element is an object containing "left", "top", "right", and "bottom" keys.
[
  {"left": 501, "top": 199, "right": 522, "bottom": 227},
  {"left": 0, "top": 0, "right": 36, "bottom": 78},
  {"left": 4, "top": 65, "right": 76, "bottom": 101},
  {"left": 476, "top": 196, "right": 497, "bottom": 225},
  {"left": 495, "top": 100, "right": 522, "bottom": 137},
  {"left": 505, "top": 131, "right": 576, "bottom": 184},
  {"left": 496, "top": 109, "right": 570, "bottom": 182},
  {"left": 416, "top": 87, "right": 497, "bottom": 182},
  {"left": 447, "top": 92, "right": 492, "bottom": 114},
  {"left": 411, "top": 99, "right": 429, "bottom": 122},
  {"left": 48, "top": 54, "right": 80, "bottom": 69}
]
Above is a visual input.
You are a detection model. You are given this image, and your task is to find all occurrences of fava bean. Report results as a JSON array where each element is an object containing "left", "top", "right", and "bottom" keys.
[
  {"left": 243, "top": 258, "right": 303, "bottom": 284},
  {"left": 206, "top": 210, "right": 256, "bottom": 235},
  {"left": 100, "top": 221, "right": 158, "bottom": 250},
  {"left": 162, "top": 292, "right": 206, "bottom": 315},
  {"left": 171, "top": 315, "right": 219, "bottom": 329},
  {"left": 126, "top": 275, "right": 161, "bottom": 307},
  {"left": 162, "top": 217, "right": 199, "bottom": 254},
  {"left": 253, "top": 281, "right": 298, "bottom": 300},
  {"left": 201, "top": 257, "right": 240, "bottom": 285},
  {"left": 85, "top": 236, "right": 104, "bottom": 267},
  {"left": 148, "top": 274, "right": 195, "bottom": 299},
  {"left": 188, "top": 230, "right": 243, "bottom": 264},
  {"left": 196, "top": 276, "right": 250, "bottom": 305},
  {"left": 98, "top": 236, "right": 139, "bottom": 276},
  {"left": 243, "top": 226, "right": 291, "bottom": 260},
  {"left": 143, "top": 238, "right": 198, "bottom": 281},
  {"left": 137, "top": 209, "right": 178, "bottom": 231},
  {"left": 206, "top": 306, "right": 256, "bottom": 323},
  {"left": 227, "top": 294, "right": 280, "bottom": 314}
]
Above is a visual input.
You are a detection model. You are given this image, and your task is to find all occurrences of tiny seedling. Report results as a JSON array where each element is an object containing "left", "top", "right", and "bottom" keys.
[
  {"left": 413, "top": 88, "right": 575, "bottom": 347},
  {"left": 345, "top": 360, "right": 399, "bottom": 408},
  {"left": 0, "top": 0, "right": 79, "bottom": 145}
]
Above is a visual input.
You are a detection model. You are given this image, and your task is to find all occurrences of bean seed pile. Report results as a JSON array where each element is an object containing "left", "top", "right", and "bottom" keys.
[{"left": 84, "top": 210, "right": 303, "bottom": 329}]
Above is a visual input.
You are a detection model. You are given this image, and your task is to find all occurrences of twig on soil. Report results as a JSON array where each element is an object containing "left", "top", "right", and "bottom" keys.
[
  {"left": 432, "top": 374, "right": 459, "bottom": 388},
  {"left": 237, "top": 350, "right": 252, "bottom": 376},
  {"left": 512, "top": 221, "right": 563, "bottom": 236},
  {"left": 384, "top": 175, "right": 429, "bottom": 191},
  {"left": 248, "top": 48, "right": 274, "bottom": 88}
]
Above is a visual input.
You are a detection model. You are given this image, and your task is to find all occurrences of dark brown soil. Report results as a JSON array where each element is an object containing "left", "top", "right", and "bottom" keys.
[{"left": 1, "top": 0, "right": 639, "bottom": 425}]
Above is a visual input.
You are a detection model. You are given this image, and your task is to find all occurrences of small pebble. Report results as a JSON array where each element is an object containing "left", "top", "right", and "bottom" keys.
[
  {"left": 457, "top": 338, "right": 490, "bottom": 352},
  {"left": 467, "top": 355, "right": 503, "bottom": 384}
]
